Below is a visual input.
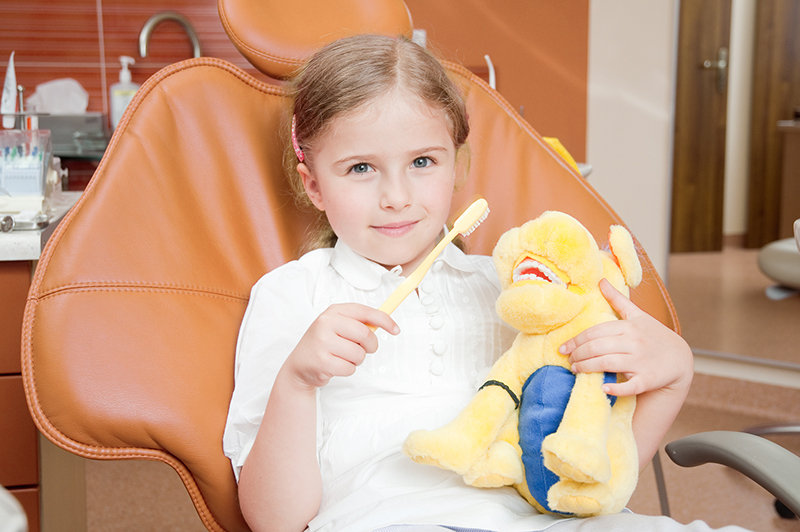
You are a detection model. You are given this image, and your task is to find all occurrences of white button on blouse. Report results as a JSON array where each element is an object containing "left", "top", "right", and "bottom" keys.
[{"left": 433, "top": 340, "right": 448, "bottom": 356}]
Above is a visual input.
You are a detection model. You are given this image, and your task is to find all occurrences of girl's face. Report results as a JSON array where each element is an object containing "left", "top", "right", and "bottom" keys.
[{"left": 298, "top": 89, "right": 458, "bottom": 274}]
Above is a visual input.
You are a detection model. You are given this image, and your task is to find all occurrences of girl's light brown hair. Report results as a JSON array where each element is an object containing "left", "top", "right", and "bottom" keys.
[{"left": 285, "top": 34, "right": 470, "bottom": 251}]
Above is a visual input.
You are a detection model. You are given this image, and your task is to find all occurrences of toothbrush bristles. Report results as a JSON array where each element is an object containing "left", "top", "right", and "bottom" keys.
[{"left": 461, "top": 207, "right": 490, "bottom": 236}]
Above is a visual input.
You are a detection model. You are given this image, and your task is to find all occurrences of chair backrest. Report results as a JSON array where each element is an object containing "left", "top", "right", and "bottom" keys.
[{"left": 21, "top": 2, "right": 678, "bottom": 531}]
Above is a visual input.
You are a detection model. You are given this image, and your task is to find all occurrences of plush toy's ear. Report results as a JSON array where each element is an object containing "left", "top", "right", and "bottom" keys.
[{"left": 608, "top": 225, "right": 642, "bottom": 288}]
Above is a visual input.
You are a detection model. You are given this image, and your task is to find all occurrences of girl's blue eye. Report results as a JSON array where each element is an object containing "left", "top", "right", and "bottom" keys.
[
  {"left": 351, "top": 163, "right": 372, "bottom": 174},
  {"left": 412, "top": 157, "right": 432, "bottom": 168}
]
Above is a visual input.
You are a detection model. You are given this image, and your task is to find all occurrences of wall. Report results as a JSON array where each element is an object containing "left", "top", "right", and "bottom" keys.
[
  {"left": 723, "top": 0, "right": 756, "bottom": 238},
  {"left": 394, "top": 0, "right": 590, "bottom": 162},
  {"left": 587, "top": 0, "right": 678, "bottom": 278}
]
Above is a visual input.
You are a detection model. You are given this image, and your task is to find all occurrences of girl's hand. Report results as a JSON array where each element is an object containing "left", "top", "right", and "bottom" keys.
[
  {"left": 559, "top": 278, "right": 693, "bottom": 397},
  {"left": 283, "top": 303, "right": 399, "bottom": 392}
]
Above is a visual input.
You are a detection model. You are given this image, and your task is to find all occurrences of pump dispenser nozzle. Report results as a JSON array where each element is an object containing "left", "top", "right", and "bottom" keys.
[{"left": 118, "top": 56, "right": 135, "bottom": 84}]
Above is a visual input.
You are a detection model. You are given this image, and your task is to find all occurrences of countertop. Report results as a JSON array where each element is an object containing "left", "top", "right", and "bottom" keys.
[{"left": 0, "top": 191, "right": 81, "bottom": 261}]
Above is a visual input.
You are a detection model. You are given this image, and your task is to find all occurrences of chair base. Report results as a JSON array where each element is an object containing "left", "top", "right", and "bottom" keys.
[{"left": 757, "top": 238, "right": 800, "bottom": 291}]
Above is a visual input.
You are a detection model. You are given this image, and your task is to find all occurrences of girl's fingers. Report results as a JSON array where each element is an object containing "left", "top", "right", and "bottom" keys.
[
  {"left": 345, "top": 309, "right": 399, "bottom": 354},
  {"left": 326, "top": 334, "right": 369, "bottom": 366},
  {"left": 584, "top": 330, "right": 633, "bottom": 359},
  {"left": 559, "top": 279, "right": 640, "bottom": 356},
  {"left": 324, "top": 350, "right": 360, "bottom": 378},
  {"left": 289, "top": 303, "right": 401, "bottom": 389},
  {"left": 348, "top": 304, "right": 400, "bottom": 336},
  {"left": 602, "top": 378, "right": 642, "bottom": 397},
  {"left": 570, "top": 350, "right": 623, "bottom": 374},
  {"left": 560, "top": 320, "right": 627, "bottom": 357},
  {"left": 598, "top": 278, "right": 642, "bottom": 320},
  {"left": 314, "top": 303, "right": 401, "bottom": 366},
  {"left": 330, "top": 317, "right": 378, "bottom": 356}
]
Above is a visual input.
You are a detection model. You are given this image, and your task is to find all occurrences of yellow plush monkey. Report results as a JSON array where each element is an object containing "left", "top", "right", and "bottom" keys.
[{"left": 403, "top": 211, "right": 642, "bottom": 517}]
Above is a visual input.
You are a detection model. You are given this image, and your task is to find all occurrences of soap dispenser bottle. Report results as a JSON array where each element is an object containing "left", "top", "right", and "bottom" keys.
[{"left": 110, "top": 56, "right": 139, "bottom": 131}]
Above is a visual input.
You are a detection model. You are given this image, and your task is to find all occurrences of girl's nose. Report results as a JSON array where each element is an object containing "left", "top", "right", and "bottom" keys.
[{"left": 379, "top": 172, "right": 412, "bottom": 210}]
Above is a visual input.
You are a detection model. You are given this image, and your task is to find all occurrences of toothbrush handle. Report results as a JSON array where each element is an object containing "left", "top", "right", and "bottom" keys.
[{"left": 370, "top": 227, "right": 457, "bottom": 330}]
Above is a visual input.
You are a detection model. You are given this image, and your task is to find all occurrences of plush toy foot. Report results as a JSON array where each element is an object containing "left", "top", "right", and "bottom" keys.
[
  {"left": 547, "top": 479, "right": 614, "bottom": 517},
  {"left": 404, "top": 386, "right": 518, "bottom": 474},
  {"left": 462, "top": 441, "right": 523, "bottom": 487},
  {"left": 542, "top": 433, "right": 611, "bottom": 484},
  {"left": 403, "top": 429, "right": 450, "bottom": 470},
  {"left": 403, "top": 428, "right": 483, "bottom": 474}
]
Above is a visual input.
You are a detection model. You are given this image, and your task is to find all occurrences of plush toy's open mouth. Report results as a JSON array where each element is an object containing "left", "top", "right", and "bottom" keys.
[{"left": 512, "top": 255, "right": 569, "bottom": 286}]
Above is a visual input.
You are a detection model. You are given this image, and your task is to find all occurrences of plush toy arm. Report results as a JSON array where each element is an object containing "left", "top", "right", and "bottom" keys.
[{"left": 608, "top": 225, "right": 642, "bottom": 288}]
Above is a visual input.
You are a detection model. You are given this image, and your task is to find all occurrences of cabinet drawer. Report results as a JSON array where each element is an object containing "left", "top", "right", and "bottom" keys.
[
  {"left": 0, "top": 261, "right": 30, "bottom": 375},
  {"left": 9, "top": 486, "right": 39, "bottom": 532},
  {"left": 0, "top": 375, "right": 39, "bottom": 487}
]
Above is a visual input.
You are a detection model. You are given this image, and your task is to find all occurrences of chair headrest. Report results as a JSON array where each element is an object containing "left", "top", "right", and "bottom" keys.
[{"left": 218, "top": 0, "right": 414, "bottom": 79}]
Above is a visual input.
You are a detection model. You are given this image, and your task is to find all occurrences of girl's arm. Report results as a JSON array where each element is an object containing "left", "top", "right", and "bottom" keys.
[
  {"left": 559, "top": 279, "right": 694, "bottom": 471},
  {"left": 237, "top": 303, "right": 399, "bottom": 532}
]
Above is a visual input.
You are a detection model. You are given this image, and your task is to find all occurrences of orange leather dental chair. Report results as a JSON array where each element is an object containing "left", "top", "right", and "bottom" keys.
[{"left": 21, "top": 1, "right": 678, "bottom": 531}]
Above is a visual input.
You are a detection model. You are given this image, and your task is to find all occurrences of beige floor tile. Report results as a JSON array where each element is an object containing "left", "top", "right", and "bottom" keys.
[{"left": 668, "top": 248, "right": 800, "bottom": 365}]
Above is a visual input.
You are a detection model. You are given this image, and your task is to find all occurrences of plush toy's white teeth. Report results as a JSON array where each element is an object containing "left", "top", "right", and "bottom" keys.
[{"left": 512, "top": 259, "right": 565, "bottom": 285}]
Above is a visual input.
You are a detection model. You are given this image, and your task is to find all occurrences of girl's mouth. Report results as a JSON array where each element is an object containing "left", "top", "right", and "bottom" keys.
[{"left": 373, "top": 221, "right": 418, "bottom": 237}]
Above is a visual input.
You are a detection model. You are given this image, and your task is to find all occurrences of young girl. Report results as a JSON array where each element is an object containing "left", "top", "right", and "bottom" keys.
[{"left": 223, "top": 34, "right": 739, "bottom": 532}]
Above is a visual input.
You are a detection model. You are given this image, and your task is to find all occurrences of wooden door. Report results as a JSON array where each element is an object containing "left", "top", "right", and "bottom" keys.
[
  {"left": 746, "top": 0, "right": 800, "bottom": 247},
  {"left": 670, "top": 0, "right": 732, "bottom": 252}
]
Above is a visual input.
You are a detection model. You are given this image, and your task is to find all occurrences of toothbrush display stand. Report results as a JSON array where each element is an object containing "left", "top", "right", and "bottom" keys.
[
  {"left": 0, "top": 130, "right": 52, "bottom": 207},
  {"left": 0, "top": 129, "right": 60, "bottom": 218}
]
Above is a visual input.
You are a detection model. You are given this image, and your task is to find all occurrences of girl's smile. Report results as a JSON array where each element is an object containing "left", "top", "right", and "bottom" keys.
[
  {"left": 298, "top": 88, "right": 458, "bottom": 274},
  {"left": 372, "top": 220, "right": 419, "bottom": 237}
]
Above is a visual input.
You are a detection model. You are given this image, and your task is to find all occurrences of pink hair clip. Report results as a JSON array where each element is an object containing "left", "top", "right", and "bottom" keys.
[{"left": 291, "top": 115, "right": 305, "bottom": 162}]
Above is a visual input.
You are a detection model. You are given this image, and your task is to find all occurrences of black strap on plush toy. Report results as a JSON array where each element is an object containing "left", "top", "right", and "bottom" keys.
[{"left": 479, "top": 380, "right": 520, "bottom": 410}]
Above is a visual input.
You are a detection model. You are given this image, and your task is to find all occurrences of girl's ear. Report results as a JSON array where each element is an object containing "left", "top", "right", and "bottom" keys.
[{"left": 298, "top": 163, "right": 325, "bottom": 211}]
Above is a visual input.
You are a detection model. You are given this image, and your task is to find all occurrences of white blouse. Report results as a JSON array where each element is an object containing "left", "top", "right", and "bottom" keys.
[{"left": 223, "top": 240, "right": 563, "bottom": 532}]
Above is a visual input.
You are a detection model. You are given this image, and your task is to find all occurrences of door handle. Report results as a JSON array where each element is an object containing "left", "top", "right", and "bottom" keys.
[{"left": 702, "top": 47, "right": 728, "bottom": 94}]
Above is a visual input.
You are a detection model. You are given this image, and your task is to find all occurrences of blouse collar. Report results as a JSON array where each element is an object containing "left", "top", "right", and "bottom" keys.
[{"left": 330, "top": 234, "right": 479, "bottom": 291}]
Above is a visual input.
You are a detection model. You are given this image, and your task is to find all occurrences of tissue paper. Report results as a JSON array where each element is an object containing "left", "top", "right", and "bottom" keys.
[{"left": 26, "top": 78, "right": 89, "bottom": 115}]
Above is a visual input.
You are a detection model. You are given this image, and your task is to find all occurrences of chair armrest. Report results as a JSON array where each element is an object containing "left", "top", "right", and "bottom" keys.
[
  {"left": 665, "top": 431, "right": 800, "bottom": 517},
  {"left": 745, "top": 423, "right": 800, "bottom": 437}
]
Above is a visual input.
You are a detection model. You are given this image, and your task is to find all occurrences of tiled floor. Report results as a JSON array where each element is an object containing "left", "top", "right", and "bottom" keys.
[
  {"left": 85, "top": 459, "right": 205, "bottom": 532},
  {"left": 667, "top": 247, "right": 800, "bottom": 365},
  {"left": 83, "top": 247, "right": 800, "bottom": 531}
]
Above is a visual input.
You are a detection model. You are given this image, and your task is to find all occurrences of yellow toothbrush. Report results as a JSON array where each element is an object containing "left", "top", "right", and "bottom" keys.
[{"left": 372, "top": 198, "right": 489, "bottom": 327}]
